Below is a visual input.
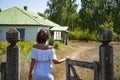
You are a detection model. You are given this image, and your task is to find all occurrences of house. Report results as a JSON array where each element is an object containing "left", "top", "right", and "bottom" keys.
[
  {"left": 0, "top": 7, "right": 69, "bottom": 45},
  {"left": 50, "top": 26, "right": 69, "bottom": 45}
]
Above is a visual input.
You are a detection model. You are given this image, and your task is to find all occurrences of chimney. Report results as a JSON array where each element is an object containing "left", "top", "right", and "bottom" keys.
[{"left": 24, "top": 6, "right": 27, "bottom": 10}]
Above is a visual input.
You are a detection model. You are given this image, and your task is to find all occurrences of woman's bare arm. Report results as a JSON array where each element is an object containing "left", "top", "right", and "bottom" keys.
[
  {"left": 52, "top": 58, "right": 66, "bottom": 64},
  {"left": 52, "top": 56, "right": 70, "bottom": 64},
  {"left": 28, "top": 59, "right": 36, "bottom": 80}
]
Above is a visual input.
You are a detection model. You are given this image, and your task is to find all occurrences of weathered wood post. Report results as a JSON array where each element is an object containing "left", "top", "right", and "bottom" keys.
[
  {"left": 66, "top": 60, "right": 70, "bottom": 80},
  {"left": 99, "top": 28, "right": 114, "bottom": 80},
  {"left": 6, "top": 28, "right": 20, "bottom": 80},
  {"left": 0, "top": 62, "right": 6, "bottom": 80},
  {"left": 64, "top": 31, "right": 68, "bottom": 45}
]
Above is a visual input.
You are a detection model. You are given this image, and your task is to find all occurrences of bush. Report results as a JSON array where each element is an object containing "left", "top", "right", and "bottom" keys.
[
  {"left": 113, "top": 33, "right": 120, "bottom": 41},
  {"left": 68, "top": 30, "right": 98, "bottom": 41},
  {"left": 49, "top": 36, "right": 54, "bottom": 45},
  {"left": 88, "top": 32, "right": 98, "bottom": 41},
  {"left": 18, "top": 41, "right": 35, "bottom": 53},
  {"left": 54, "top": 42, "right": 65, "bottom": 50},
  {"left": 68, "top": 30, "right": 84, "bottom": 40},
  {"left": 69, "top": 31, "right": 81, "bottom": 40},
  {"left": 0, "top": 41, "right": 9, "bottom": 55}
]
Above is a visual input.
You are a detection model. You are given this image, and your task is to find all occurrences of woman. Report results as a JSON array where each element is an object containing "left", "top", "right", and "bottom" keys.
[{"left": 28, "top": 29, "right": 67, "bottom": 80}]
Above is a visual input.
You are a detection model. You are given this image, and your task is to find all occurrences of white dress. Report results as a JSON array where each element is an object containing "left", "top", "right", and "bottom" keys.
[{"left": 30, "top": 48, "right": 57, "bottom": 80}]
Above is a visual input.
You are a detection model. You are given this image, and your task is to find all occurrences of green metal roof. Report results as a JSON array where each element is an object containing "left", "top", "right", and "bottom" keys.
[
  {"left": 50, "top": 26, "right": 69, "bottom": 31},
  {"left": 0, "top": 7, "right": 61, "bottom": 27}
]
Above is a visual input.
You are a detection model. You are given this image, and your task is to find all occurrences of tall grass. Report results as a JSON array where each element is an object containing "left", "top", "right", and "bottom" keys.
[
  {"left": 0, "top": 41, "right": 120, "bottom": 80},
  {"left": 0, "top": 41, "right": 66, "bottom": 80}
]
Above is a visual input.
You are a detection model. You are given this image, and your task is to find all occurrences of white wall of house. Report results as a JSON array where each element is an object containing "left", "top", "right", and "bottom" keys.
[
  {"left": 0, "top": 28, "right": 9, "bottom": 41},
  {"left": 25, "top": 27, "right": 38, "bottom": 41},
  {"left": 0, "top": 26, "right": 49, "bottom": 41}
]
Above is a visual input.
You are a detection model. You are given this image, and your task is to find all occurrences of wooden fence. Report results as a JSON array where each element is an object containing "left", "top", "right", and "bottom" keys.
[
  {"left": 0, "top": 28, "right": 114, "bottom": 80},
  {"left": 0, "top": 63, "right": 6, "bottom": 80},
  {"left": 66, "top": 28, "right": 114, "bottom": 80},
  {"left": 0, "top": 28, "right": 20, "bottom": 80},
  {"left": 66, "top": 60, "right": 99, "bottom": 80}
]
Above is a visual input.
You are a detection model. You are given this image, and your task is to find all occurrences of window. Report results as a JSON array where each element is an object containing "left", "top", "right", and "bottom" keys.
[
  {"left": 54, "top": 31, "right": 61, "bottom": 40},
  {"left": 17, "top": 28, "right": 25, "bottom": 41}
]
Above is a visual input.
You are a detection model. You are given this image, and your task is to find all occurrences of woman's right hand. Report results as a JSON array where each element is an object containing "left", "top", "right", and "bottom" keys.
[{"left": 66, "top": 56, "right": 70, "bottom": 60}]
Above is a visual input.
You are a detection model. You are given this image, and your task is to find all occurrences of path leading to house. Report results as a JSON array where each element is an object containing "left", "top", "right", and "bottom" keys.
[
  {"left": 70, "top": 45, "right": 96, "bottom": 59},
  {"left": 68, "top": 41, "right": 100, "bottom": 61},
  {"left": 55, "top": 41, "right": 100, "bottom": 80}
]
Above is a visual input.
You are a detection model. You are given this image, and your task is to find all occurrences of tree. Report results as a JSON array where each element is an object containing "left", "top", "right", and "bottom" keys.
[
  {"left": 79, "top": 0, "right": 95, "bottom": 33},
  {"left": 112, "top": 0, "right": 120, "bottom": 34},
  {"left": 37, "top": 12, "right": 48, "bottom": 18},
  {"left": 79, "top": 0, "right": 115, "bottom": 32},
  {"left": 45, "top": 0, "right": 79, "bottom": 30}
]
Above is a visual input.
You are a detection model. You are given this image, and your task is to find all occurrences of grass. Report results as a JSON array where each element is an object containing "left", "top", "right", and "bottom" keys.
[
  {"left": 0, "top": 41, "right": 120, "bottom": 80},
  {"left": 113, "top": 42, "right": 120, "bottom": 80}
]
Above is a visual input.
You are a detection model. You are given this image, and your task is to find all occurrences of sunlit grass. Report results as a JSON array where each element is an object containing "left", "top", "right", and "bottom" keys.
[{"left": 0, "top": 41, "right": 120, "bottom": 80}]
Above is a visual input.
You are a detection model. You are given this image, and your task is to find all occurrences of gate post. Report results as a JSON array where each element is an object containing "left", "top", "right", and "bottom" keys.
[
  {"left": 0, "top": 63, "right": 6, "bottom": 80},
  {"left": 66, "top": 60, "right": 70, "bottom": 80},
  {"left": 99, "top": 28, "right": 114, "bottom": 80},
  {"left": 6, "top": 28, "right": 20, "bottom": 80}
]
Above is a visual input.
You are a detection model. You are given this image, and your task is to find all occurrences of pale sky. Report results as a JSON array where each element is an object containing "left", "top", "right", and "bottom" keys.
[{"left": 0, "top": 0, "right": 81, "bottom": 13}]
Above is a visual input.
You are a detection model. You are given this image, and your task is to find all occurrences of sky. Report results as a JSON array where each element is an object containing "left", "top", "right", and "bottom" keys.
[{"left": 0, "top": 0, "right": 81, "bottom": 13}]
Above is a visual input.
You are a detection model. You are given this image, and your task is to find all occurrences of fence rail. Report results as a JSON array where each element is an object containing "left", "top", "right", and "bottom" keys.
[
  {"left": 67, "top": 59, "right": 94, "bottom": 69},
  {"left": 66, "top": 28, "right": 114, "bottom": 80},
  {"left": 66, "top": 60, "right": 99, "bottom": 80}
]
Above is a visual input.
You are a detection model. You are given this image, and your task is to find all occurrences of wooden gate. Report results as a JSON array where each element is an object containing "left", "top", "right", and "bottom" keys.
[
  {"left": 66, "top": 28, "right": 114, "bottom": 80},
  {"left": 66, "top": 60, "right": 99, "bottom": 80},
  {"left": 0, "top": 28, "right": 114, "bottom": 80}
]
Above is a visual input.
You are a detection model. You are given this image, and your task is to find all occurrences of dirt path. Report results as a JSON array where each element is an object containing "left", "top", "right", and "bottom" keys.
[
  {"left": 54, "top": 41, "right": 100, "bottom": 80},
  {"left": 70, "top": 45, "right": 96, "bottom": 59},
  {"left": 68, "top": 41, "right": 100, "bottom": 61}
]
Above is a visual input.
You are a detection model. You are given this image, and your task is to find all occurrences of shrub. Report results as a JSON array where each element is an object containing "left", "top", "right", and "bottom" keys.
[
  {"left": 54, "top": 42, "right": 65, "bottom": 50},
  {"left": 68, "top": 30, "right": 83, "bottom": 40},
  {"left": 0, "top": 41, "right": 9, "bottom": 55},
  {"left": 49, "top": 36, "right": 54, "bottom": 45},
  {"left": 18, "top": 42, "right": 34, "bottom": 53},
  {"left": 68, "top": 29, "right": 98, "bottom": 41},
  {"left": 88, "top": 32, "right": 98, "bottom": 41}
]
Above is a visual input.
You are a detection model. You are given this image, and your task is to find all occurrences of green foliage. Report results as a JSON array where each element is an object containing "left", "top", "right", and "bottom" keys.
[
  {"left": 88, "top": 32, "right": 98, "bottom": 41},
  {"left": 79, "top": 0, "right": 120, "bottom": 39},
  {"left": 18, "top": 41, "right": 35, "bottom": 57},
  {"left": 38, "top": 12, "right": 48, "bottom": 18},
  {"left": 113, "top": 32, "right": 120, "bottom": 41},
  {"left": 0, "top": 41, "right": 66, "bottom": 61},
  {"left": 0, "top": 41, "right": 9, "bottom": 55},
  {"left": 68, "top": 29, "right": 98, "bottom": 41},
  {"left": 49, "top": 36, "right": 54, "bottom": 45},
  {"left": 99, "top": 21, "right": 114, "bottom": 30},
  {"left": 0, "top": 41, "right": 35, "bottom": 59},
  {"left": 69, "top": 30, "right": 83, "bottom": 40},
  {"left": 45, "top": 0, "right": 120, "bottom": 41},
  {"left": 99, "top": 21, "right": 120, "bottom": 41},
  {"left": 68, "top": 29, "right": 84, "bottom": 40},
  {"left": 45, "top": 0, "right": 79, "bottom": 30},
  {"left": 53, "top": 42, "right": 65, "bottom": 50}
]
